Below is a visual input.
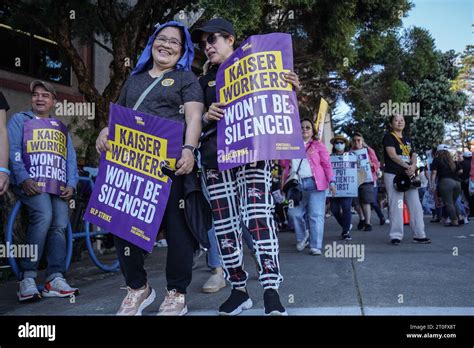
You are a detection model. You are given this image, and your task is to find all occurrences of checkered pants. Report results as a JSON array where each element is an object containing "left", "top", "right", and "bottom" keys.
[{"left": 204, "top": 160, "right": 283, "bottom": 290}]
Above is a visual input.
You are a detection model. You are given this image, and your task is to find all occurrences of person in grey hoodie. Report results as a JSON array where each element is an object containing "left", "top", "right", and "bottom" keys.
[{"left": 7, "top": 80, "right": 79, "bottom": 302}]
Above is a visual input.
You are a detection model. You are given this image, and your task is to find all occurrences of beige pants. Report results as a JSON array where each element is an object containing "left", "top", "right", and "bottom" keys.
[{"left": 384, "top": 173, "right": 426, "bottom": 240}]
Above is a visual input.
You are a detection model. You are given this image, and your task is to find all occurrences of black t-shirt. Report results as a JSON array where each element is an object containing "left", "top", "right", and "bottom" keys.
[
  {"left": 117, "top": 70, "right": 203, "bottom": 123},
  {"left": 0, "top": 92, "right": 10, "bottom": 111},
  {"left": 431, "top": 157, "right": 460, "bottom": 181},
  {"left": 199, "top": 65, "right": 219, "bottom": 169},
  {"left": 382, "top": 132, "right": 415, "bottom": 175}
]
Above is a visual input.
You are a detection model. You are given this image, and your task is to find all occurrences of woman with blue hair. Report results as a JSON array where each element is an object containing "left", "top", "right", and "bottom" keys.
[{"left": 96, "top": 21, "right": 204, "bottom": 316}]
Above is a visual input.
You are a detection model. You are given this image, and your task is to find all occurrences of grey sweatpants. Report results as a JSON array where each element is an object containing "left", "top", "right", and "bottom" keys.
[
  {"left": 438, "top": 178, "right": 461, "bottom": 222},
  {"left": 384, "top": 173, "right": 427, "bottom": 240}
]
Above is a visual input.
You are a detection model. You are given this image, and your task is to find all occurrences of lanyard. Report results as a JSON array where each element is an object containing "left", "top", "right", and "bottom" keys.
[
  {"left": 132, "top": 69, "right": 173, "bottom": 110},
  {"left": 390, "top": 132, "right": 405, "bottom": 147}
]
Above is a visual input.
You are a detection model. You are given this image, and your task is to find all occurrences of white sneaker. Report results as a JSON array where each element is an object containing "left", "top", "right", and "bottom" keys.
[
  {"left": 42, "top": 277, "right": 79, "bottom": 298},
  {"left": 17, "top": 278, "right": 41, "bottom": 302},
  {"left": 296, "top": 230, "right": 310, "bottom": 251},
  {"left": 385, "top": 219, "right": 390, "bottom": 224},
  {"left": 310, "top": 248, "right": 322, "bottom": 255},
  {"left": 116, "top": 284, "right": 156, "bottom": 316},
  {"left": 464, "top": 217, "right": 469, "bottom": 224},
  {"left": 158, "top": 289, "right": 188, "bottom": 316},
  {"left": 202, "top": 268, "right": 226, "bottom": 293}
]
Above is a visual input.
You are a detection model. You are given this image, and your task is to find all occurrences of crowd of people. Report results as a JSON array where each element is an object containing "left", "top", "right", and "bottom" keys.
[{"left": 1, "top": 17, "right": 473, "bottom": 316}]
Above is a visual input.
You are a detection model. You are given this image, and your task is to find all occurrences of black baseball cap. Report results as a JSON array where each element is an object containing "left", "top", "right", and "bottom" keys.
[{"left": 191, "top": 18, "right": 235, "bottom": 43}]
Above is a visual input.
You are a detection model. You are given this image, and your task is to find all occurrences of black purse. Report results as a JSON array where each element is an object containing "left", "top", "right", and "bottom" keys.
[{"left": 283, "top": 158, "right": 305, "bottom": 206}]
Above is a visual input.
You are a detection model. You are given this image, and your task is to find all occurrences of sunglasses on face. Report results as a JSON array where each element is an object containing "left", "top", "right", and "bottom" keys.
[
  {"left": 335, "top": 141, "right": 345, "bottom": 145},
  {"left": 155, "top": 35, "right": 182, "bottom": 49},
  {"left": 199, "top": 33, "right": 225, "bottom": 51}
]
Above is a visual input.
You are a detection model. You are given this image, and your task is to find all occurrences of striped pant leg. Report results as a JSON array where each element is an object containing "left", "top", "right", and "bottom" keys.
[
  {"left": 237, "top": 160, "right": 283, "bottom": 290},
  {"left": 204, "top": 168, "right": 247, "bottom": 289}
]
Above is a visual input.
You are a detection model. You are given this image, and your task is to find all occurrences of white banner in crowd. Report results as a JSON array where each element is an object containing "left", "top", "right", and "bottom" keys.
[
  {"left": 352, "top": 148, "right": 373, "bottom": 185},
  {"left": 329, "top": 154, "right": 358, "bottom": 197}
]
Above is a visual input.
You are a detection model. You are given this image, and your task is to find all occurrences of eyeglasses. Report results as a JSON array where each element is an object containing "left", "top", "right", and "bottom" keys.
[
  {"left": 199, "top": 33, "right": 225, "bottom": 51},
  {"left": 155, "top": 35, "right": 182, "bottom": 49},
  {"left": 301, "top": 126, "right": 312, "bottom": 130},
  {"left": 335, "top": 141, "right": 345, "bottom": 145}
]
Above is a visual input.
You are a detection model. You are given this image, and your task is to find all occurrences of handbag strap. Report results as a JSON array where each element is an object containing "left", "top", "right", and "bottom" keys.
[
  {"left": 132, "top": 69, "right": 172, "bottom": 110},
  {"left": 295, "top": 142, "right": 311, "bottom": 175}
]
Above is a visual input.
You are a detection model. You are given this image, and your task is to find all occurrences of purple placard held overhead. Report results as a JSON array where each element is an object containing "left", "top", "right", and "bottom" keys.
[
  {"left": 22, "top": 118, "right": 68, "bottom": 195},
  {"left": 84, "top": 103, "right": 184, "bottom": 252},
  {"left": 216, "top": 33, "right": 305, "bottom": 171}
]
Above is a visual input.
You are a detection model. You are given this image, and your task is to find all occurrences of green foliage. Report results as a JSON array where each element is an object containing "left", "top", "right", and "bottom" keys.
[
  {"left": 345, "top": 25, "right": 468, "bottom": 157},
  {"left": 196, "top": 0, "right": 264, "bottom": 39}
]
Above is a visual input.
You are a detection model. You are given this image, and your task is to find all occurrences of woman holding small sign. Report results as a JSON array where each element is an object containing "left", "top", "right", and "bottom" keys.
[
  {"left": 350, "top": 132, "right": 382, "bottom": 232},
  {"left": 329, "top": 135, "right": 355, "bottom": 241}
]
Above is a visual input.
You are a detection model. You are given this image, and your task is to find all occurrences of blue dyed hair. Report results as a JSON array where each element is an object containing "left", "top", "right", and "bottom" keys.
[{"left": 132, "top": 21, "right": 194, "bottom": 75}]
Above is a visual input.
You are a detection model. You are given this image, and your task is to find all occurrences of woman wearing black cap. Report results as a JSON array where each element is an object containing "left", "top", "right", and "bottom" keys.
[
  {"left": 192, "top": 18, "right": 300, "bottom": 316},
  {"left": 382, "top": 114, "right": 430, "bottom": 245}
]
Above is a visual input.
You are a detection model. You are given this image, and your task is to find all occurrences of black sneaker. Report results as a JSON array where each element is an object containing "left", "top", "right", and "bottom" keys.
[
  {"left": 357, "top": 220, "right": 366, "bottom": 230},
  {"left": 413, "top": 238, "right": 431, "bottom": 244},
  {"left": 218, "top": 289, "right": 253, "bottom": 316},
  {"left": 263, "top": 289, "right": 287, "bottom": 316},
  {"left": 391, "top": 239, "right": 401, "bottom": 246},
  {"left": 379, "top": 217, "right": 386, "bottom": 226},
  {"left": 341, "top": 232, "right": 352, "bottom": 240},
  {"left": 364, "top": 224, "right": 373, "bottom": 231}
]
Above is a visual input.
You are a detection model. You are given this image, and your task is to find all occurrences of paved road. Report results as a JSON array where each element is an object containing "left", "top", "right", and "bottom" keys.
[{"left": 1, "top": 214, "right": 473, "bottom": 316}]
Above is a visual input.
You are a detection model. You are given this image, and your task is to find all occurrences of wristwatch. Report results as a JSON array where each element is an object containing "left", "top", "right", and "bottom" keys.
[{"left": 182, "top": 144, "right": 198, "bottom": 158}]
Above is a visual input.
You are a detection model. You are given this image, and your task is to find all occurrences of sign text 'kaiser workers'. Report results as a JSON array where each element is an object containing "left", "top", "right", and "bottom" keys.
[
  {"left": 22, "top": 118, "right": 68, "bottom": 195},
  {"left": 84, "top": 103, "right": 183, "bottom": 252},
  {"left": 216, "top": 33, "right": 305, "bottom": 171}
]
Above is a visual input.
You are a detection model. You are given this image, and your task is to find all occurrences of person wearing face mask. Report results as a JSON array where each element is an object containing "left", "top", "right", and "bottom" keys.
[
  {"left": 383, "top": 114, "right": 430, "bottom": 246},
  {"left": 191, "top": 18, "right": 301, "bottom": 316},
  {"left": 329, "top": 135, "right": 354, "bottom": 240},
  {"left": 96, "top": 21, "right": 204, "bottom": 316},
  {"left": 282, "top": 119, "right": 336, "bottom": 252}
]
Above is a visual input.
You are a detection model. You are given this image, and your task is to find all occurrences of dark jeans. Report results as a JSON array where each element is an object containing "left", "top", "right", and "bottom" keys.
[
  {"left": 115, "top": 173, "right": 196, "bottom": 293},
  {"left": 461, "top": 181, "right": 474, "bottom": 217},
  {"left": 330, "top": 197, "right": 353, "bottom": 232}
]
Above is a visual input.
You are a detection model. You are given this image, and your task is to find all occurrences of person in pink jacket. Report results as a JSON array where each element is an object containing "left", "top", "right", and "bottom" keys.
[{"left": 280, "top": 118, "right": 335, "bottom": 255}]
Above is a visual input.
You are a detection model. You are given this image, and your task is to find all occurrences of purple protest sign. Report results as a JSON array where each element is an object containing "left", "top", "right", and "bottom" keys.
[
  {"left": 216, "top": 33, "right": 305, "bottom": 171},
  {"left": 84, "top": 103, "right": 184, "bottom": 252},
  {"left": 22, "top": 118, "right": 68, "bottom": 195}
]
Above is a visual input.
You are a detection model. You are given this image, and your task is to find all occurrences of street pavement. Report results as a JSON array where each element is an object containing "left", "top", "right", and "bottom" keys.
[{"left": 0, "top": 213, "right": 473, "bottom": 316}]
